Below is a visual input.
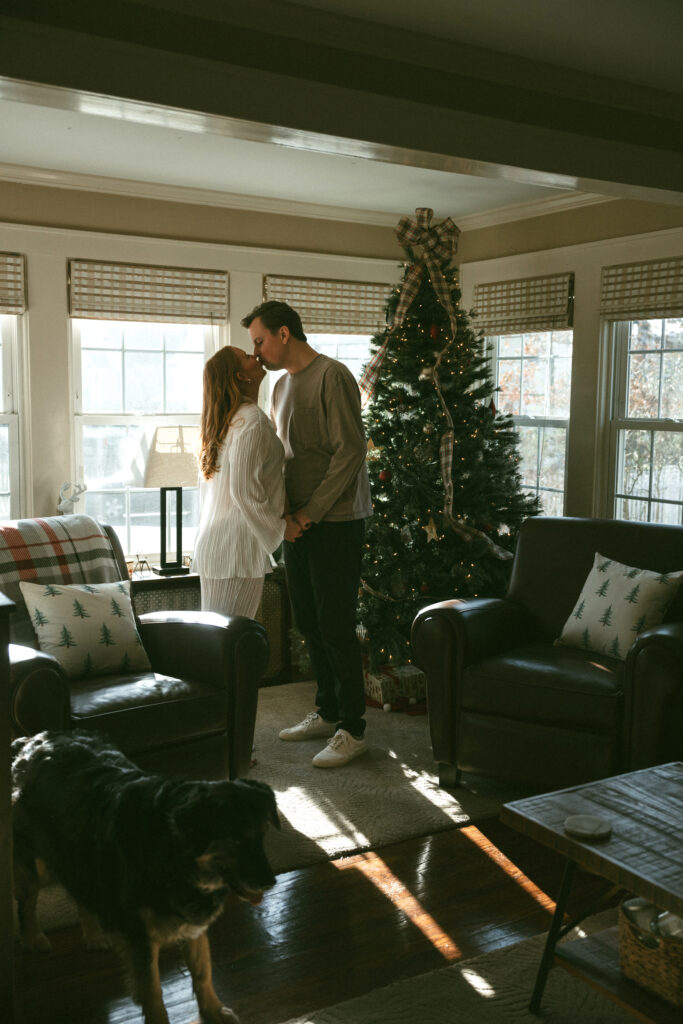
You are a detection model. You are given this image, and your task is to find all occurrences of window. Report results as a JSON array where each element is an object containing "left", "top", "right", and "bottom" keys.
[
  {"left": 491, "top": 330, "right": 573, "bottom": 515},
  {"left": 73, "top": 318, "right": 216, "bottom": 558},
  {"left": 0, "top": 313, "right": 21, "bottom": 517},
  {"left": 266, "top": 333, "right": 373, "bottom": 391},
  {"left": 610, "top": 318, "right": 683, "bottom": 523}
]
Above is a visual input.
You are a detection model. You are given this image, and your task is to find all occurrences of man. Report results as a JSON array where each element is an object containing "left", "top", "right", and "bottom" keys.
[{"left": 242, "top": 300, "right": 372, "bottom": 768}]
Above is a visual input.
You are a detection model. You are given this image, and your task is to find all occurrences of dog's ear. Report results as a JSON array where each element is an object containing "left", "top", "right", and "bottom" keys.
[{"left": 234, "top": 779, "right": 281, "bottom": 830}]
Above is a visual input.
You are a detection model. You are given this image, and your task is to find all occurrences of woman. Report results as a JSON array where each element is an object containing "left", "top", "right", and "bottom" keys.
[{"left": 193, "top": 345, "right": 290, "bottom": 619}]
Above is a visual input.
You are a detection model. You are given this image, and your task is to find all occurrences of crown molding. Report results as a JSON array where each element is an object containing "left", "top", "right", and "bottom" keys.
[
  {"left": 0, "top": 161, "right": 614, "bottom": 230},
  {"left": 456, "top": 191, "right": 616, "bottom": 231}
]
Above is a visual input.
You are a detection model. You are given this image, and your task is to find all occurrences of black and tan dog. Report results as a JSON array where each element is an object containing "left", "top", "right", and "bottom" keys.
[{"left": 12, "top": 730, "right": 280, "bottom": 1024}]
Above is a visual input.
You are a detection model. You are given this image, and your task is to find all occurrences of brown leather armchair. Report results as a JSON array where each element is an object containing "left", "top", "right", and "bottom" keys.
[
  {"left": 411, "top": 517, "right": 683, "bottom": 790},
  {"left": 4, "top": 515, "right": 269, "bottom": 780}
]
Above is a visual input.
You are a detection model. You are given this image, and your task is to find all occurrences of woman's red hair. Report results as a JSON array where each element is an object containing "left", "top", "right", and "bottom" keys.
[{"left": 198, "top": 346, "right": 244, "bottom": 479}]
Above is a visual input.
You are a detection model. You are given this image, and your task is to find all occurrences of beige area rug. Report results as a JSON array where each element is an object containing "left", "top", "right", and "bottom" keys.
[
  {"left": 278, "top": 914, "right": 633, "bottom": 1024},
  {"left": 23, "top": 680, "right": 525, "bottom": 933},
  {"left": 251, "top": 681, "right": 527, "bottom": 875}
]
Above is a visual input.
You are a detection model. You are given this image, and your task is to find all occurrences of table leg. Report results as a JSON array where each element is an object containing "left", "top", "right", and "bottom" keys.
[{"left": 529, "top": 858, "right": 577, "bottom": 1014}]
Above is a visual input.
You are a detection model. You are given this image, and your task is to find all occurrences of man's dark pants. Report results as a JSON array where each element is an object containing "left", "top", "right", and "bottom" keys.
[{"left": 283, "top": 519, "right": 366, "bottom": 738}]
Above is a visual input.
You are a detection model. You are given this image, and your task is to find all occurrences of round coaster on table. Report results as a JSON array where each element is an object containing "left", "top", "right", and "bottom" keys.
[{"left": 563, "top": 814, "right": 612, "bottom": 840}]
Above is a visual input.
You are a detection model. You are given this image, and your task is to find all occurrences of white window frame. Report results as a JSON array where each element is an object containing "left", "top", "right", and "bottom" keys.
[
  {"left": 71, "top": 319, "right": 220, "bottom": 557},
  {"left": 488, "top": 329, "right": 572, "bottom": 516},
  {"left": 0, "top": 313, "right": 22, "bottom": 518},
  {"left": 607, "top": 318, "right": 683, "bottom": 523}
]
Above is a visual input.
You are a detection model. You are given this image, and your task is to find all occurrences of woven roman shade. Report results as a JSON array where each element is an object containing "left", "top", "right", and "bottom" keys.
[
  {"left": 600, "top": 256, "right": 683, "bottom": 320},
  {"left": 69, "top": 259, "right": 229, "bottom": 323},
  {"left": 264, "top": 275, "right": 389, "bottom": 334},
  {"left": 472, "top": 272, "right": 574, "bottom": 335},
  {"left": 0, "top": 252, "right": 27, "bottom": 314}
]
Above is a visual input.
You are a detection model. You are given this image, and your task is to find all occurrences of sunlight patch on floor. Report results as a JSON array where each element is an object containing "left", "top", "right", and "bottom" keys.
[
  {"left": 276, "top": 786, "right": 370, "bottom": 852},
  {"left": 461, "top": 825, "right": 556, "bottom": 913},
  {"left": 335, "top": 851, "right": 461, "bottom": 961},
  {"left": 460, "top": 966, "right": 496, "bottom": 998},
  {"left": 398, "top": 762, "right": 472, "bottom": 821}
]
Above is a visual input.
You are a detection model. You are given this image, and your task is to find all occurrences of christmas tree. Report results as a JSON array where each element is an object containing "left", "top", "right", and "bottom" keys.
[{"left": 358, "top": 209, "right": 540, "bottom": 669}]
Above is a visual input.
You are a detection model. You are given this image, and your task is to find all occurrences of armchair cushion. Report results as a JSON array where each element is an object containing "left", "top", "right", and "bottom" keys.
[
  {"left": 19, "top": 579, "right": 151, "bottom": 679},
  {"left": 556, "top": 552, "right": 683, "bottom": 660}
]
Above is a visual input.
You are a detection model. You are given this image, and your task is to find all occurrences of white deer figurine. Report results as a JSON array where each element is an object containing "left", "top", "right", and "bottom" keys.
[{"left": 57, "top": 481, "right": 87, "bottom": 515}]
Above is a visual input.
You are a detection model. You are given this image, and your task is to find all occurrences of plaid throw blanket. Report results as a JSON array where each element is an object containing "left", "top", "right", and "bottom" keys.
[{"left": 0, "top": 514, "right": 121, "bottom": 646}]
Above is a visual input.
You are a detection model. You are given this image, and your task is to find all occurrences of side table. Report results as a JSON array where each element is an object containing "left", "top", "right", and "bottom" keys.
[{"left": 502, "top": 763, "right": 683, "bottom": 1022}]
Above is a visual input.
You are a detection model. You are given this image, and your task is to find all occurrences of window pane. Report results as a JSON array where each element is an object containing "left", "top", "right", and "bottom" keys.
[
  {"left": 83, "top": 489, "right": 126, "bottom": 529},
  {"left": 82, "top": 349, "right": 123, "bottom": 412},
  {"left": 538, "top": 427, "right": 567, "bottom": 492},
  {"left": 308, "top": 334, "right": 372, "bottom": 382},
  {"left": 499, "top": 334, "right": 522, "bottom": 357},
  {"left": 79, "top": 321, "right": 123, "bottom": 349},
  {"left": 652, "top": 431, "right": 683, "bottom": 503},
  {"left": 616, "top": 429, "right": 652, "bottom": 499},
  {"left": 523, "top": 333, "right": 549, "bottom": 358},
  {"left": 661, "top": 352, "right": 683, "bottom": 419},
  {"left": 163, "top": 323, "right": 205, "bottom": 352},
  {"left": 627, "top": 352, "right": 661, "bottom": 417},
  {"left": 122, "top": 322, "right": 164, "bottom": 350},
  {"left": 83, "top": 424, "right": 146, "bottom": 488},
  {"left": 541, "top": 491, "right": 564, "bottom": 516},
  {"left": 615, "top": 496, "right": 650, "bottom": 521},
  {"left": 498, "top": 360, "right": 521, "bottom": 415},
  {"left": 629, "top": 319, "right": 662, "bottom": 351},
  {"left": 521, "top": 359, "right": 547, "bottom": 416},
  {"left": 166, "top": 352, "right": 203, "bottom": 412},
  {"left": 664, "top": 318, "right": 683, "bottom": 350},
  {"left": 650, "top": 501, "right": 683, "bottom": 525},
  {"left": 517, "top": 426, "right": 540, "bottom": 488},
  {"left": 124, "top": 352, "right": 164, "bottom": 413}
]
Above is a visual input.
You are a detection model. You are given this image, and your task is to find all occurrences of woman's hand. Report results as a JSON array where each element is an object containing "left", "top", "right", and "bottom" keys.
[{"left": 284, "top": 514, "right": 303, "bottom": 542}]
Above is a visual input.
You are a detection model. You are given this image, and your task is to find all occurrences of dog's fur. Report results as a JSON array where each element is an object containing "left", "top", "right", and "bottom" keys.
[{"left": 12, "top": 730, "right": 280, "bottom": 1024}]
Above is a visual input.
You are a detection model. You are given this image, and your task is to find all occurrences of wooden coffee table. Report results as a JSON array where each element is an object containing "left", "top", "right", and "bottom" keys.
[{"left": 501, "top": 762, "right": 683, "bottom": 1021}]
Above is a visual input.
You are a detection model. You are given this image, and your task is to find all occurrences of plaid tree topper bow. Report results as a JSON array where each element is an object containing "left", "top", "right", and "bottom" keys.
[
  {"left": 359, "top": 208, "right": 460, "bottom": 403},
  {"left": 360, "top": 208, "right": 511, "bottom": 561}
]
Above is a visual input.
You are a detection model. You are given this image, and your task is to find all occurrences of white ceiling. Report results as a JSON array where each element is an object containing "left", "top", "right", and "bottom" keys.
[{"left": 0, "top": 0, "right": 680, "bottom": 225}]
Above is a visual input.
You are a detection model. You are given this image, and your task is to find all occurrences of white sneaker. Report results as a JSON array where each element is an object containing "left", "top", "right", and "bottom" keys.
[
  {"left": 279, "top": 711, "right": 337, "bottom": 742},
  {"left": 312, "top": 729, "right": 367, "bottom": 768}
]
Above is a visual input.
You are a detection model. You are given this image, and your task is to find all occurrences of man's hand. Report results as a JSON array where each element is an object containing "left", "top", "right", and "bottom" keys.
[
  {"left": 284, "top": 514, "right": 303, "bottom": 542},
  {"left": 293, "top": 511, "right": 314, "bottom": 532}
]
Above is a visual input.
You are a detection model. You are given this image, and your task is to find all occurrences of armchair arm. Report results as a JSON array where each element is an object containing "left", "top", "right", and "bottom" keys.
[
  {"left": 138, "top": 611, "right": 269, "bottom": 779},
  {"left": 625, "top": 621, "right": 683, "bottom": 769},
  {"left": 138, "top": 611, "right": 269, "bottom": 686},
  {"left": 9, "top": 644, "right": 71, "bottom": 737},
  {"left": 410, "top": 597, "right": 532, "bottom": 766}
]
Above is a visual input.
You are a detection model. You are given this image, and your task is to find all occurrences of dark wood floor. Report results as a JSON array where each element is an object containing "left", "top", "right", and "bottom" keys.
[{"left": 13, "top": 817, "right": 617, "bottom": 1024}]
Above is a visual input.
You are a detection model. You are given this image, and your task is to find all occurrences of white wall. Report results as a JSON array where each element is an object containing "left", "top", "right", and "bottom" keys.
[
  {"left": 460, "top": 227, "right": 683, "bottom": 518},
  {"left": 0, "top": 221, "right": 399, "bottom": 516}
]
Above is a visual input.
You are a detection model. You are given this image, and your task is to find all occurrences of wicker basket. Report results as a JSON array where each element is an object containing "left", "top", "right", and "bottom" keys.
[{"left": 619, "top": 906, "right": 683, "bottom": 1008}]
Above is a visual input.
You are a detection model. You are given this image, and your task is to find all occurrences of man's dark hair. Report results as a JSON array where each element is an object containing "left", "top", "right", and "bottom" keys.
[{"left": 240, "top": 300, "right": 307, "bottom": 342}]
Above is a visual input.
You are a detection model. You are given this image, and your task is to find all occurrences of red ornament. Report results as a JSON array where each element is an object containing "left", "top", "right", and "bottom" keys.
[
  {"left": 430, "top": 324, "right": 438, "bottom": 340},
  {"left": 420, "top": 583, "right": 429, "bottom": 594},
  {"left": 379, "top": 469, "right": 392, "bottom": 483},
  {"left": 489, "top": 398, "right": 497, "bottom": 416}
]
